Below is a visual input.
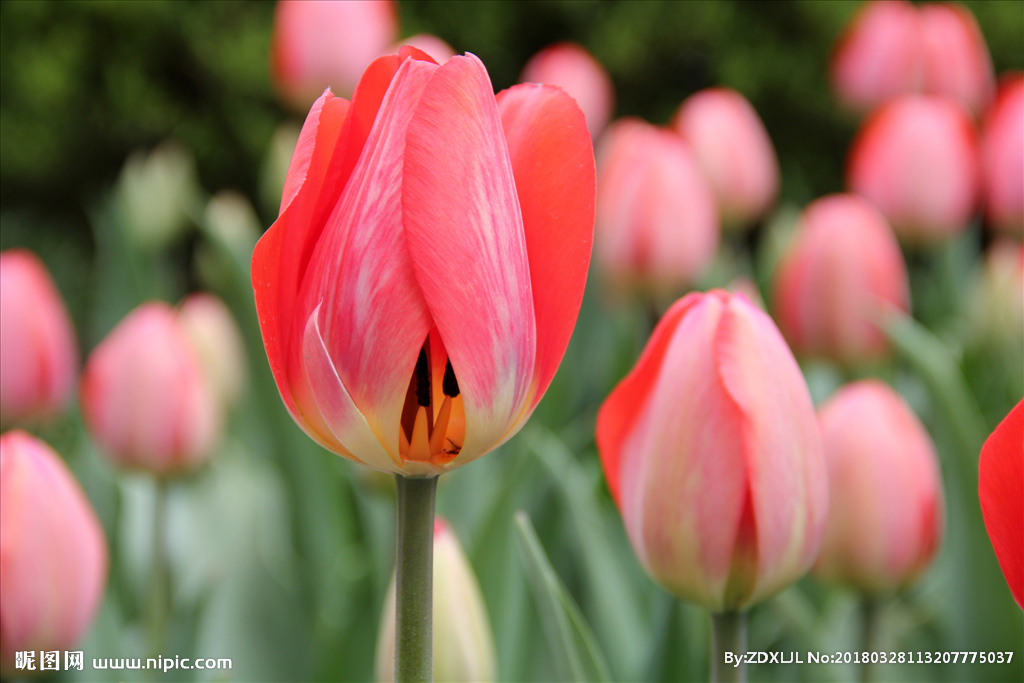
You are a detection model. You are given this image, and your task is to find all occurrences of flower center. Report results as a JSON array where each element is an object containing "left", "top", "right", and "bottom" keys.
[{"left": 398, "top": 338, "right": 465, "bottom": 464}]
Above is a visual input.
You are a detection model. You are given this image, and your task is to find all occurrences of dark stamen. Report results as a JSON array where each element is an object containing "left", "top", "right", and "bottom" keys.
[
  {"left": 442, "top": 359, "right": 460, "bottom": 397},
  {"left": 415, "top": 348, "right": 431, "bottom": 407}
]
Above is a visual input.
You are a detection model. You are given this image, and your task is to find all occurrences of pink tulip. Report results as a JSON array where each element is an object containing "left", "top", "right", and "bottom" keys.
[
  {"left": 0, "top": 250, "right": 78, "bottom": 426},
  {"left": 391, "top": 34, "right": 456, "bottom": 65},
  {"left": 271, "top": 0, "right": 398, "bottom": 108},
  {"left": 981, "top": 75, "right": 1024, "bottom": 234},
  {"left": 520, "top": 42, "right": 614, "bottom": 138},
  {"left": 847, "top": 94, "right": 982, "bottom": 242},
  {"left": 772, "top": 194, "right": 909, "bottom": 363},
  {"left": 595, "top": 118, "right": 719, "bottom": 292},
  {"left": 251, "top": 49, "right": 595, "bottom": 476},
  {"left": 831, "top": 0, "right": 923, "bottom": 112},
  {"left": 919, "top": 3, "right": 995, "bottom": 117},
  {"left": 0, "top": 431, "right": 107, "bottom": 672},
  {"left": 813, "top": 381, "right": 944, "bottom": 593},
  {"left": 80, "top": 302, "right": 221, "bottom": 475},
  {"left": 177, "top": 294, "right": 247, "bottom": 409},
  {"left": 672, "top": 87, "right": 780, "bottom": 230},
  {"left": 596, "top": 291, "right": 827, "bottom": 611}
]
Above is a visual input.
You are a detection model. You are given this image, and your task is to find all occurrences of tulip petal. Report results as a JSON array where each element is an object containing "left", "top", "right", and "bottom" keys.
[
  {"left": 403, "top": 54, "right": 536, "bottom": 465},
  {"left": 497, "top": 83, "right": 595, "bottom": 414},
  {"left": 979, "top": 400, "right": 1024, "bottom": 609}
]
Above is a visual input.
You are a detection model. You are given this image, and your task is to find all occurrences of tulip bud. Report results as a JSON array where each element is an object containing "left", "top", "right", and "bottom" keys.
[
  {"left": 672, "top": 88, "right": 780, "bottom": 230},
  {"left": 375, "top": 519, "right": 496, "bottom": 682},
  {"left": 772, "top": 194, "right": 909, "bottom": 364},
  {"left": 271, "top": 0, "right": 398, "bottom": 108},
  {"left": 919, "top": 3, "right": 995, "bottom": 117},
  {"left": 979, "top": 400, "right": 1023, "bottom": 610},
  {"left": 391, "top": 34, "right": 456, "bottom": 65},
  {"left": 847, "top": 94, "right": 982, "bottom": 242},
  {"left": 967, "top": 239, "right": 1024, "bottom": 346},
  {"left": 177, "top": 294, "right": 247, "bottom": 409},
  {"left": 981, "top": 74, "right": 1023, "bottom": 234},
  {"left": 520, "top": 42, "right": 615, "bottom": 138},
  {"left": 0, "top": 431, "right": 108, "bottom": 673},
  {"left": 813, "top": 381, "right": 944, "bottom": 594},
  {"left": 595, "top": 118, "right": 719, "bottom": 293},
  {"left": 81, "top": 302, "right": 222, "bottom": 475},
  {"left": 115, "top": 141, "right": 200, "bottom": 252},
  {"left": 0, "top": 250, "right": 78, "bottom": 426},
  {"left": 596, "top": 290, "right": 827, "bottom": 611}
]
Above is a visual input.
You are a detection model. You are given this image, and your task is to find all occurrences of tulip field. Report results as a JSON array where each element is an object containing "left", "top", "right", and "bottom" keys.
[{"left": 1, "top": 2, "right": 1022, "bottom": 682}]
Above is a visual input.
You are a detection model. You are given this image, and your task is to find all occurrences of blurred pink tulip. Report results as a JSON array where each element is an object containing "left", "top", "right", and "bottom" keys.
[
  {"left": 0, "top": 250, "right": 78, "bottom": 426},
  {"left": 673, "top": 87, "right": 780, "bottom": 230},
  {"left": 595, "top": 119, "right": 719, "bottom": 292},
  {"left": 391, "top": 34, "right": 456, "bottom": 65},
  {"left": 847, "top": 94, "right": 982, "bottom": 242},
  {"left": 271, "top": 0, "right": 398, "bottom": 107},
  {"left": 177, "top": 293, "right": 247, "bottom": 409},
  {"left": 0, "top": 431, "right": 107, "bottom": 672},
  {"left": 981, "top": 75, "right": 1024, "bottom": 234},
  {"left": 773, "top": 194, "right": 909, "bottom": 363},
  {"left": 919, "top": 3, "right": 995, "bottom": 117},
  {"left": 814, "top": 381, "right": 944, "bottom": 593},
  {"left": 80, "top": 302, "right": 222, "bottom": 475},
  {"left": 520, "top": 42, "right": 614, "bottom": 138},
  {"left": 596, "top": 291, "right": 827, "bottom": 611}
]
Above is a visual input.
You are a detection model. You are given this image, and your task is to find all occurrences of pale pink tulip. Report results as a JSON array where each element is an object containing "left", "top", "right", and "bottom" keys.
[
  {"left": 673, "top": 87, "right": 780, "bottom": 230},
  {"left": 391, "top": 34, "right": 456, "bottom": 65},
  {"left": 177, "top": 294, "right": 247, "bottom": 409},
  {"left": 814, "top": 381, "right": 944, "bottom": 593},
  {"left": 596, "top": 291, "right": 827, "bottom": 611},
  {"left": 773, "top": 194, "right": 909, "bottom": 363},
  {"left": 919, "top": 3, "right": 995, "bottom": 117},
  {"left": 0, "top": 250, "right": 78, "bottom": 425},
  {"left": 520, "top": 42, "right": 614, "bottom": 138},
  {"left": 595, "top": 119, "right": 719, "bottom": 292},
  {"left": 847, "top": 94, "right": 982, "bottom": 242},
  {"left": 0, "top": 431, "right": 107, "bottom": 672},
  {"left": 981, "top": 75, "right": 1024, "bottom": 234}
]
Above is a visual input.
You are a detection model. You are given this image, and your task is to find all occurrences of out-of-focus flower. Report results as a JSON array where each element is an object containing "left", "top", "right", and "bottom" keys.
[
  {"left": 847, "top": 94, "right": 981, "bottom": 243},
  {"left": 672, "top": 88, "right": 779, "bottom": 230},
  {"left": 271, "top": 0, "right": 398, "bottom": 108},
  {"left": 772, "top": 194, "right": 909, "bottom": 364},
  {"left": 981, "top": 74, "right": 1024, "bottom": 234},
  {"left": 979, "top": 399, "right": 1023, "bottom": 610},
  {"left": 596, "top": 290, "right": 827, "bottom": 611},
  {"left": 0, "top": 250, "right": 78, "bottom": 426},
  {"left": 375, "top": 519, "right": 496, "bottom": 682},
  {"left": 390, "top": 34, "right": 456, "bottom": 65},
  {"left": 919, "top": 3, "right": 995, "bottom": 117},
  {"left": 967, "top": 239, "right": 1024, "bottom": 346},
  {"left": 595, "top": 119, "right": 719, "bottom": 293},
  {"left": 115, "top": 142, "right": 200, "bottom": 252},
  {"left": 520, "top": 42, "right": 614, "bottom": 138},
  {"left": 813, "top": 381, "right": 944, "bottom": 594},
  {"left": 0, "top": 431, "right": 107, "bottom": 673},
  {"left": 177, "top": 294, "right": 247, "bottom": 409},
  {"left": 81, "top": 302, "right": 222, "bottom": 475},
  {"left": 251, "top": 50, "right": 595, "bottom": 476}
]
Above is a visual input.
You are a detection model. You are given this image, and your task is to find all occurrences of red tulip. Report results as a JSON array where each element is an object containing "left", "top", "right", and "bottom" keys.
[
  {"left": 813, "top": 381, "right": 944, "bottom": 593},
  {"left": 520, "top": 42, "right": 614, "bottom": 138},
  {"left": 596, "top": 291, "right": 827, "bottom": 611},
  {"left": 80, "top": 302, "right": 222, "bottom": 475},
  {"left": 251, "top": 49, "right": 595, "bottom": 476},
  {"left": 772, "top": 194, "right": 909, "bottom": 363},
  {"left": 271, "top": 0, "right": 398, "bottom": 108},
  {"left": 979, "top": 400, "right": 1023, "bottom": 610},
  {"left": 0, "top": 250, "right": 78, "bottom": 425},
  {"left": 595, "top": 118, "right": 719, "bottom": 292},
  {"left": 981, "top": 75, "right": 1024, "bottom": 234},
  {"left": 847, "top": 94, "right": 981, "bottom": 242},
  {"left": 919, "top": 3, "right": 995, "bottom": 117},
  {"left": 0, "top": 431, "right": 107, "bottom": 672}
]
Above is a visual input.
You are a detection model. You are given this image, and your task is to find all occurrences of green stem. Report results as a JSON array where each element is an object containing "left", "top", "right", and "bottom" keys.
[
  {"left": 860, "top": 596, "right": 879, "bottom": 683},
  {"left": 394, "top": 475, "right": 438, "bottom": 683},
  {"left": 710, "top": 610, "right": 747, "bottom": 683},
  {"left": 147, "top": 478, "right": 169, "bottom": 658}
]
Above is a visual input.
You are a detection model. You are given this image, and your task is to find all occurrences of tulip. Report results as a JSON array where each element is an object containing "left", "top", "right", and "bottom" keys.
[
  {"left": 0, "top": 431, "right": 108, "bottom": 673},
  {"left": 251, "top": 49, "right": 594, "bottom": 477},
  {"left": 375, "top": 519, "right": 496, "bottom": 682},
  {"left": 981, "top": 75, "right": 1024, "bottom": 234},
  {"left": 672, "top": 87, "right": 780, "bottom": 231},
  {"left": 596, "top": 290, "right": 827, "bottom": 612},
  {"left": 772, "top": 194, "right": 909, "bottom": 364},
  {"left": 847, "top": 94, "right": 981, "bottom": 242},
  {"left": 80, "top": 302, "right": 221, "bottom": 475},
  {"left": 177, "top": 294, "right": 247, "bottom": 409},
  {"left": 979, "top": 399, "right": 1023, "bottom": 609},
  {"left": 520, "top": 42, "right": 614, "bottom": 138},
  {"left": 115, "top": 142, "right": 200, "bottom": 252},
  {"left": 391, "top": 34, "right": 456, "bottom": 65},
  {"left": 271, "top": 0, "right": 398, "bottom": 108},
  {"left": 813, "top": 381, "right": 944, "bottom": 593},
  {"left": 0, "top": 250, "right": 78, "bottom": 426},
  {"left": 594, "top": 118, "right": 719, "bottom": 293},
  {"left": 968, "top": 239, "right": 1024, "bottom": 346},
  {"left": 919, "top": 3, "right": 995, "bottom": 117}
]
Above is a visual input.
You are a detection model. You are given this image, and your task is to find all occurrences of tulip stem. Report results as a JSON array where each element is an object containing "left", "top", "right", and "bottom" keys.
[
  {"left": 860, "top": 596, "right": 879, "bottom": 683},
  {"left": 147, "top": 477, "right": 169, "bottom": 658},
  {"left": 711, "top": 610, "right": 747, "bottom": 683},
  {"left": 394, "top": 475, "right": 438, "bottom": 683}
]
